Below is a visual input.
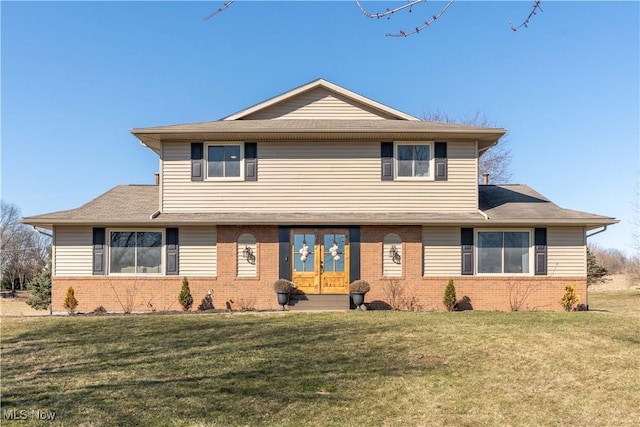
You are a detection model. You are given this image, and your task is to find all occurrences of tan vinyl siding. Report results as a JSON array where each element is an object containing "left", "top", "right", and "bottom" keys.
[
  {"left": 423, "top": 227, "right": 460, "bottom": 276},
  {"left": 54, "top": 226, "right": 93, "bottom": 276},
  {"left": 382, "top": 233, "right": 402, "bottom": 277},
  {"left": 237, "top": 233, "right": 257, "bottom": 277},
  {"left": 162, "top": 141, "right": 477, "bottom": 213},
  {"left": 243, "top": 88, "right": 393, "bottom": 120},
  {"left": 548, "top": 227, "right": 586, "bottom": 276},
  {"left": 180, "top": 227, "right": 217, "bottom": 276}
]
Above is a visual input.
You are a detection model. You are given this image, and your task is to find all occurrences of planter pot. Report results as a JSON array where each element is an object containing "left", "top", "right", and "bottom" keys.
[
  {"left": 276, "top": 291, "right": 290, "bottom": 311},
  {"left": 350, "top": 292, "right": 366, "bottom": 311}
]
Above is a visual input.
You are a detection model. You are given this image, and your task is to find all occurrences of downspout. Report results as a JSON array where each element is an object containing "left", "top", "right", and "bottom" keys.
[
  {"left": 150, "top": 210, "right": 161, "bottom": 220},
  {"left": 586, "top": 226, "right": 607, "bottom": 238},
  {"left": 478, "top": 209, "right": 489, "bottom": 220},
  {"left": 32, "top": 226, "right": 53, "bottom": 238}
]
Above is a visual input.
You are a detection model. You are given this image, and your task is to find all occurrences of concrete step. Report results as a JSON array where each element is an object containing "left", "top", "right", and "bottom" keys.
[{"left": 288, "top": 294, "right": 351, "bottom": 311}]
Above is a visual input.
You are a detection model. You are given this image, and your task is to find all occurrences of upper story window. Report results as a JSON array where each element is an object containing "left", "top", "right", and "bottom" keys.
[
  {"left": 109, "top": 230, "right": 163, "bottom": 275},
  {"left": 207, "top": 143, "right": 243, "bottom": 179},
  {"left": 395, "top": 142, "right": 434, "bottom": 180},
  {"left": 477, "top": 231, "right": 531, "bottom": 274}
]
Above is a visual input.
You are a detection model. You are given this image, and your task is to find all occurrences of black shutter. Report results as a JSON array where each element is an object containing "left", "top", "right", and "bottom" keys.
[
  {"left": 461, "top": 228, "right": 474, "bottom": 275},
  {"left": 534, "top": 228, "right": 547, "bottom": 276},
  {"left": 434, "top": 142, "right": 448, "bottom": 181},
  {"left": 279, "top": 227, "right": 291, "bottom": 280},
  {"left": 191, "top": 142, "right": 204, "bottom": 181},
  {"left": 245, "top": 142, "right": 257, "bottom": 181},
  {"left": 166, "top": 228, "right": 179, "bottom": 275},
  {"left": 381, "top": 142, "right": 393, "bottom": 181},
  {"left": 349, "top": 227, "right": 361, "bottom": 283},
  {"left": 93, "top": 228, "right": 106, "bottom": 276}
]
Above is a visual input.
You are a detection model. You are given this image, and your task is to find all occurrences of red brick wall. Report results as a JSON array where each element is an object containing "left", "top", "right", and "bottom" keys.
[{"left": 51, "top": 225, "right": 587, "bottom": 313}]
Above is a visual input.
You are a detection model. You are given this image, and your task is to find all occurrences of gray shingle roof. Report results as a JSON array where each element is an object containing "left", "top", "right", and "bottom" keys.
[
  {"left": 22, "top": 184, "right": 617, "bottom": 229},
  {"left": 479, "top": 185, "right": 617, "bottom": 226},
  {"left": 22, "top": 185, "right": 159, "bottom": 226}
]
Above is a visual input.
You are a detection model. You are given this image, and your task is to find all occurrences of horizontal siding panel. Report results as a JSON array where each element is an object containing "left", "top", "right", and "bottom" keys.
[
  {"left": 548, "top": 227, "right": 586, "bottom": 276},
  {"left": 423, "top": 227, "right": 460, "bottom": 276},
  {"left": 180, "top": 227, "right": 217, "bottom": 276},
  {"left": 54, "top": 226, "right": 93, "bottom": 276},
  {"left": 244, "top": 88, "right": 391, "bottom": 120},
  {"left": 162, "top": 141, "right": 477, "bottom": 213}
]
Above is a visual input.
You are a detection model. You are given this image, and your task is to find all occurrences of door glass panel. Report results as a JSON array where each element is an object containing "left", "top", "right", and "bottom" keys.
[
  {"left": 293, "top": 233, "right": 315, "bottom": 272},
  {"left": 323, "top": 234, "right": 345, "bottom": 273}
]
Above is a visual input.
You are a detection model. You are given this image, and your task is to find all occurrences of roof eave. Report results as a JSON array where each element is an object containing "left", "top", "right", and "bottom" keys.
[{"left": 22, "top": 216, "right": 617, "bottom": 228}]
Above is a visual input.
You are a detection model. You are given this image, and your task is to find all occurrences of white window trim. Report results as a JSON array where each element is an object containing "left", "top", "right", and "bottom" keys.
[
  {"left": 394, "top": 141, "right": 435, "bottom": 181},
  {"left": 205, "top": 142, "right": 245, "bottom": 181},
  {"left": 475, "top": 229, "right": 533, "bottom": 276},
  {"left": 107, "top": 229, "right": 165, "bottom": 276}
]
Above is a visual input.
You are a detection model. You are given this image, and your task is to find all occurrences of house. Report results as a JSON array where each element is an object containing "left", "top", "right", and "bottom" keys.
[{"left": 23, "top": 79, "right": 618, "bottom": 313}]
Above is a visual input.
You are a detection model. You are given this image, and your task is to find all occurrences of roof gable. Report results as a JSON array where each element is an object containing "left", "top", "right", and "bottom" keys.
[{"left": 223, "top": 79, "right": 419, "bottom": 121}]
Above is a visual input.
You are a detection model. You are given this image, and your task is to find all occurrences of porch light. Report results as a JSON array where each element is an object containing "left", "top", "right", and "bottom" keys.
[
  {"left": 242, "top": 245, "right": 256, "bottom": 265},
  {"left": 389, "top": 245, "right": 401, "bottom": 264}
]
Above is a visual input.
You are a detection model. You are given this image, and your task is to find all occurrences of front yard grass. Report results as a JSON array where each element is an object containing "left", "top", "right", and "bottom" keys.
[{"left": 1, "top": 291, "right": 638, "bottom": 426}]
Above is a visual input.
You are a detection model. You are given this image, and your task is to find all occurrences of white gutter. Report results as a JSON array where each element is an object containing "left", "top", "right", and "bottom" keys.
[
  {"left": 32, "top": 226, "right": 53, "bottom": 238},
  {"left": 150, "top": 210, "right": 161, "bottom": 219},
  {"left": 586, "top": 226, "right": 608, "bottom": 238}
]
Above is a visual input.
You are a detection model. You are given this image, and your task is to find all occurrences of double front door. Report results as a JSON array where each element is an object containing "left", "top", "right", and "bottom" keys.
[{"left": 291, "top": 229, "right": 349, "bottom": 294}]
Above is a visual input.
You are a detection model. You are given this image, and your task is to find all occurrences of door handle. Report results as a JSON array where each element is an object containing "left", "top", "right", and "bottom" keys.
[{"left": 320, "top": 261, "right": 324, "bottom": 273}]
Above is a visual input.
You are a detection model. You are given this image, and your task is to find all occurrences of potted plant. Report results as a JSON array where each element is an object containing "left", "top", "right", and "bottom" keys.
[
  {"left": 349, "top": 280, "right": 370, "bottom": 311},
  {"left": 273, "top": 279, "right": 295, "bottom": 311}
]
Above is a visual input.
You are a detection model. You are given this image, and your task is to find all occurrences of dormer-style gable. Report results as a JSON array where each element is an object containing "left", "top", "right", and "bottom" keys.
[{"left": 223, "top": 79, "right": 420, "bottom": 121}]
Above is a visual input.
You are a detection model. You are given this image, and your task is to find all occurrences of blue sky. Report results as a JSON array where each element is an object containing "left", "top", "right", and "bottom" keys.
[{"left": 1, "top": 1, "right": 638, "bottom": 254}]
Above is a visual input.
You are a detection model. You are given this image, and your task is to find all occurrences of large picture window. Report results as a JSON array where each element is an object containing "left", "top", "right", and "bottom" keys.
[
  {"left": 207, "top": 144, "right": 242, "bottom": 178},
  {"left": 477, "top": 231, "right": 530, "bottom": 274},
  {"left": 110, "top": 231, "right": 163, "bottom": 274},
  {"left": 395, "top": 143, "right": 433, "bottom": 179}
]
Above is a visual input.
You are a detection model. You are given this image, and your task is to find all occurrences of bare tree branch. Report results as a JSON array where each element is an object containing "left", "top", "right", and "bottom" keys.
[
  {"left": 205, "top": 0, "right": 543, "bottom": 37},
  {"left": 204, "top": 0, "right": 235, "bottom": 21},
  {"left": 510, "top": 0, "right": 543, "bottom": 31},
  {"left": 355, "top": 0, "right": 429, "bottom": 19}
]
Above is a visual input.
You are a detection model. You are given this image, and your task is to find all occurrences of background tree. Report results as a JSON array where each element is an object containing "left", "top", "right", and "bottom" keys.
[
  {"left": 586, "top": 247, "right": 608, "bottom": 288},
  {"left": 1, "top": 201, "right": 51, "bottom": 294},
  {"left": 26, "top": 261, "right": 52, "bottom": 310},
  {"left": 423, "top": 110, "right": 513, "bottom": 184}
]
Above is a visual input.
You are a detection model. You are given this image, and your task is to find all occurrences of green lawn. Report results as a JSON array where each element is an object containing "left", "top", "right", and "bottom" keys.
[{"left": 1, "top": 291, "right": 639, "bottom": 426}]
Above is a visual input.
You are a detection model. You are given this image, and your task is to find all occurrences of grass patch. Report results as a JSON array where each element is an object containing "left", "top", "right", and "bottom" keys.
[{"left": 1, "top": 291, "right": 639, "bottom": 426}]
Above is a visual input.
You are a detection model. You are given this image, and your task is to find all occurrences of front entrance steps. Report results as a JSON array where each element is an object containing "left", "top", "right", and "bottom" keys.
[{"left": 288, "top": 294, "right": 351, "bottom": 311}]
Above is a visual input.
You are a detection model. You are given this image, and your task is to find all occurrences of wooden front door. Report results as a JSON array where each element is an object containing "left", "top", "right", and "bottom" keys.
[{"left": 291, "top": 229, "right": 349, "bottom": 294}]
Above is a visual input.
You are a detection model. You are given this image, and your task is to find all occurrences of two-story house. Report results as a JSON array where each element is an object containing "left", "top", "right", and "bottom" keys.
[{"left": 23, "top": 79, "right": 617, "bottom": 312}]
